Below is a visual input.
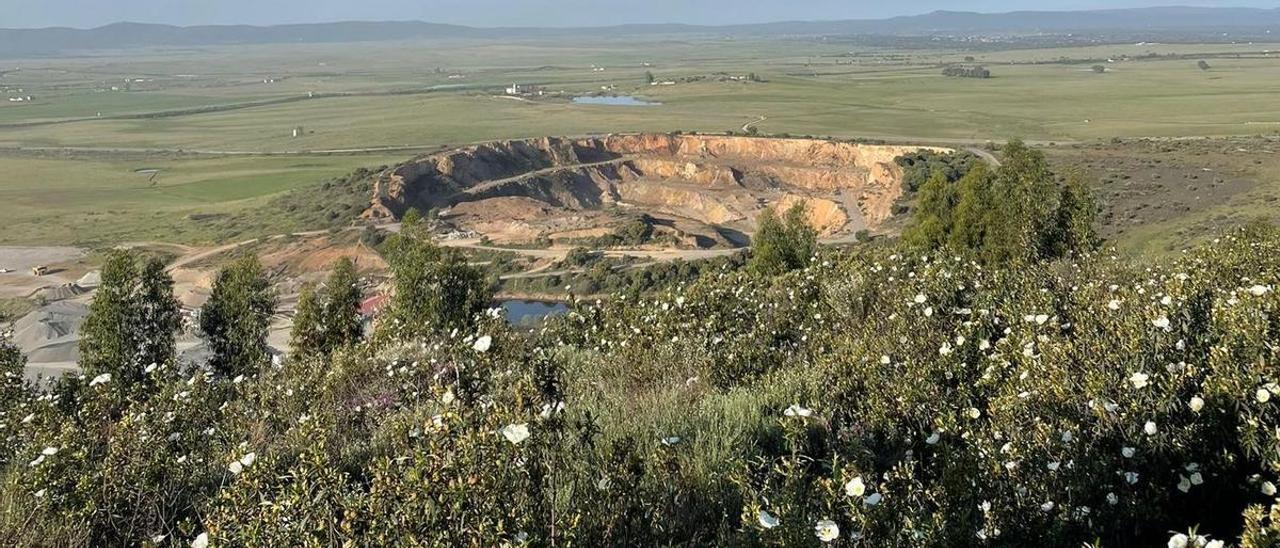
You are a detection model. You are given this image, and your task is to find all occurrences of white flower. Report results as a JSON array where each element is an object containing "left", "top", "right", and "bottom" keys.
[
  {"left": 41, "top": 446, "right": 58, "bottom": 456},
  {"left": 34, "top": 488, "right": 46, "bottom": 498},
  {"left": 1258, "top": 388, "right": 1273, "bottom": 403},
  {"left": 814, "top": 519, "right": 840, "bottom": 542},
  {"left": 1144, "top": 421, "right": 1159, "bottom": 436},
  {"left": 1125, "top": 471, "right": 1140, "bottom": 484},
  {"left": 28, "top": 455, "right": 45, "bottom": 467},
  {"left": 89, "top": 373, "right": 111, "bottom": 387},
  {"left": 500, "top": 423, "right": 531, "bottom": 445},
  {"left": 758, "top": 509, "right": 780, "bottom": 529},
  {"left": 1106, "top": 492, "right": 1119, "bottom": 505},
  {"left": 1189, "top": 396, "right": 1205, "bottom": 412},
  {"left": 239, "top": 452, "right": 256, "bottom": 467},
  {"left": 1190, "top": 472, "right": 1203, "bottom": 485},
  {"left": 1035, "top": 314, "right": 1049, "bottom": 325},
  {"left": 1153, "top": 316, "right": 1172, "bottom": 331},
  {"left": 191, "top": 532, "right": 209, "bottom": 548},
  {"left": 232, "top": 375, "right": 245, "bottom": 384},
  {"left": 1129, "top": 372, "right": 1150, "bottom": 389},
  {"left": 783, "top": 404, "right": 814, "bottom": 418},
  {"left": 926, "top": 431, "right": 941, "bottom": 445},
  {"left": 845, "top": 476, "right": 866, "bottom": 497},
  {"left": 473, "top": 335, "right": 493, "bottom": 353},
  {"left": 1177, "top": 475, "right": 1192, "bottom": 493},
  {"left": 1249, "top": 285, "right": 1272, "bottom": 297},
  {"left": 1061, "top": 430, "right": 1073, "bottom": 443},
  {"left": 864, "top": 493, "right": 883, "bottom": 506},
  {"left": 661, "top": 436, "right": 681, "bottom": 446},
  {"left": 228, "top": 461, "right": 243, "bottom": 475},
  {"left": 1122, "top": 447, "right": 1136, "bottom": 458},
  {"left": 1040, "top": 501, "right": 1055, "bottom": 512},
  {"left": 967, "top": 408, "right": 981, "bottom": 419},
  {"left": 1206, "top": 541, "right": 1225, "bottom": 548},
  {"left": 1263, "top": 481, "right": 1277, "bottom": 496},
  {"left": 914, "top": 293, "right": 927, "bottom": 304},
  {"left": 1168, "top": 533, "right": 1189, "bottom": 548},
  {"left": 1047, "top": 461, "right": 1060, "bottom": 471},
  {"left": 1108, "top": 299, "right": 1121, "bottom": 310},
  {"left": 21, "top": 413, "right": 34, "bottom": 424},
  {"left": 938, "top": 342, "right": 953, "bottom": 356},
  {"left": 144, "top": 363, "right": 158, "bottom": 374},
  {"left": 538, "top": 401, "right": 565, "bottom": 419}
]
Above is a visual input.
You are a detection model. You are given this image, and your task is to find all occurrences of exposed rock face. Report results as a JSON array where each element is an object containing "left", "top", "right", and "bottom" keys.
[{"left": 364, "top": 134, "right": 945, "bottom": 245}]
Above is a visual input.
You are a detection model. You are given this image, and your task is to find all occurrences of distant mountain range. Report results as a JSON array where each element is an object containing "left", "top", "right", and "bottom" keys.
[{"left": 3, "top": 7, "right": 1280, "bottom": 57}]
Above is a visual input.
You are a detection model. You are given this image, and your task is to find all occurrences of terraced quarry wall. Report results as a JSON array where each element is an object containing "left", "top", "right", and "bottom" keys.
[{"left": 364, "top": 134, "right": 944, "bottom": 246}]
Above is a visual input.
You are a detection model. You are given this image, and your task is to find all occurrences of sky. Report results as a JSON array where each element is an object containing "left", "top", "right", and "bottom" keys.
[{"left": 0, "top": 0, "right": 1272, "bottom": 29}]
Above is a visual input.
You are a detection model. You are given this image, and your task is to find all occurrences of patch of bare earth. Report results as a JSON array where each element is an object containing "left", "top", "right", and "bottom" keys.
[{"left": 363, "top": 134, "right": 944, "bottom": 249}]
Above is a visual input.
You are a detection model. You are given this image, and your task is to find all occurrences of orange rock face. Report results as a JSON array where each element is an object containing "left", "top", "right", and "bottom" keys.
[{"left": 364, "top": 134, "right": 946, "bottom": 246}]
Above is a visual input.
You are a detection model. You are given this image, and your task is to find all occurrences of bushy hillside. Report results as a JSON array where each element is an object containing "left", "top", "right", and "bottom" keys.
[{"left": 1, "top": 220, "right": 1278, "bottom": 546}]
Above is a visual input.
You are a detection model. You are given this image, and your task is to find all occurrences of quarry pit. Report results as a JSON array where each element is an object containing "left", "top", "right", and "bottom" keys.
[{"left": 364, "top": 134, "right": 945, "bottom": 248}]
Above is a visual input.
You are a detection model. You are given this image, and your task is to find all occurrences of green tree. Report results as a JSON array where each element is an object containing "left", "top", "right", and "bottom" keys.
[
  {"left": 903, "top": 171, "right": 958, "bottom": 249},
  {"left": 200, "top": 255, "right": 276, "bottom": 377},
  {"left": 382, "top": 235, "right": 492, "bottom": 339},
  {"left": 0, "top": 334, "right": 27, "bottom": 402},
  {"left": 80, "top": 251, "right": 182, "bottom": 385},
  {"left": 79, "top": 251, "right": 140, "bottom": 381},
  {"left": 319, "top": 257, "right": 364, "bottom": 351},
  {"left": 980, "top": 140, "right": 1058, "bottom": 263},
  {"left": 750, "top": 202, "right": 817, "bottom": 276},
  {"left": 133, "top": 257, "right": 182, "bottom": 370},
  {"left": 902, "top": 141, "right": 1098, "bottom": 263},
  {"left": 289, "top": 283, "right": 324, "bottom": 359},
  {"left": 946, "top": 164, "right": 994, "bottom": 251},
  {"left": 1052, "top": 173, "right": 1099, "bottom": 256}
]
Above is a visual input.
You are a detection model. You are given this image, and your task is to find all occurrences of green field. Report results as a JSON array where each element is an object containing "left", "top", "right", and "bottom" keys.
[
  {"left": 1, "top": 37, "right": 1278, "bottom": 247},
  {"left": 0, "top": 152, "right": 404, "bottom": 245}
]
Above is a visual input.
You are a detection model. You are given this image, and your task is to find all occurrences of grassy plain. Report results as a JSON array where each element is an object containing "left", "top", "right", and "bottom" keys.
[
  {"left": 1, "top": 37, "right": 1278, "bottom": 248},
  {"left": 0, "top": 152, "right": 404, "bottom": 245}
]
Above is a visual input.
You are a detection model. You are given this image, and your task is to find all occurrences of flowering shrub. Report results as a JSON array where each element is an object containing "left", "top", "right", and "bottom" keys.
[{"left": 1, "top": 225, "right": 1279, "bottom": 546}]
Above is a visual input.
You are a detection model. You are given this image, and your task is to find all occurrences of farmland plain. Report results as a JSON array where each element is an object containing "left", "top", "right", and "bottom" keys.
[{"left": 1, "top": 37, "right": 1278, "bottom": 251}]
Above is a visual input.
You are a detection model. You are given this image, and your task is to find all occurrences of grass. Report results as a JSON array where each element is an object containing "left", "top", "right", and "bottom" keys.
[
  {"left": 0, "top": 152, "right": 403, "bottom": 246},
  {"left": 0, "top": 37, "right": 1278, "bottom": 246}
]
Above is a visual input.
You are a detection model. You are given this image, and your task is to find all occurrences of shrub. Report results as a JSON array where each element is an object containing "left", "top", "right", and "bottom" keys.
[{"left": 3, "top": 224, "right": 1280, "bottom": 546}]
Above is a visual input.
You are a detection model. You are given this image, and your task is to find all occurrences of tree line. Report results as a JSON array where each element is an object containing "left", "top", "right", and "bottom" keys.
[
  {"left": 942, "top": 65, "right": 992, "bottom": 78},
  {"left": 903, "top": 140, "right": 1098, "bottom": 263},
  {"left": 73, "top": 212, "right": 493, "bottom": 390}
]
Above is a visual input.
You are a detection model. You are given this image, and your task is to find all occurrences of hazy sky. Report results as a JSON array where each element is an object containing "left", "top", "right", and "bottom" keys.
[{"left": 0, "top": 0, "right": 1272, "bottom": 29}]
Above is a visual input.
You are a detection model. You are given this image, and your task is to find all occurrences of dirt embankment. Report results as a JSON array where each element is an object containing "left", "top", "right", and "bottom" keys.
[{"left": 364, "top": 134, "right": 945, "bottom": 245}]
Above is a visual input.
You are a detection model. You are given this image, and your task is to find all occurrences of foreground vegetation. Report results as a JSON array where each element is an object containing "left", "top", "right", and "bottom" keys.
[{"left": 3, "top": 136, "right": 1280, "bottom": 546}]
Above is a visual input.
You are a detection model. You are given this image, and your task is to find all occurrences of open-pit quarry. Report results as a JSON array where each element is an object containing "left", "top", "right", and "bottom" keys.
[{"left": 364, "top": 134, "right": 945, "bottom": 247}]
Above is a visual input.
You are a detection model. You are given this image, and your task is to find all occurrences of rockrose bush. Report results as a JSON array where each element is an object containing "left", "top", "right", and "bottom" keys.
[{"left": 1, "top": 225, "right": 1278, "bottom": 546}]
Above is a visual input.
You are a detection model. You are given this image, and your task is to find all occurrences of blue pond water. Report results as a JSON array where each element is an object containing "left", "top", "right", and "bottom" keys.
[
  {"left": 571, "top": 95, "right": 661, "bottom": 106},
  {"left": 500, "top": 300, "right": 570, "bottom": 326}
]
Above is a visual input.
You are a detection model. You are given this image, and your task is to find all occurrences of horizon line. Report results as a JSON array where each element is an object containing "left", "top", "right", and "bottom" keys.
[{"left": 3, "top": 4, "right": 1275, "bottom": 33}]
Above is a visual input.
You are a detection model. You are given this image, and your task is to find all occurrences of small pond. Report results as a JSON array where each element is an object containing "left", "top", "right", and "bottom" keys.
[
  {"left": 500, "top": 300, "right": 570, "bottom": 326},
  {"left": 571, "top": 95, "right": 661, "bottom": 106}
]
